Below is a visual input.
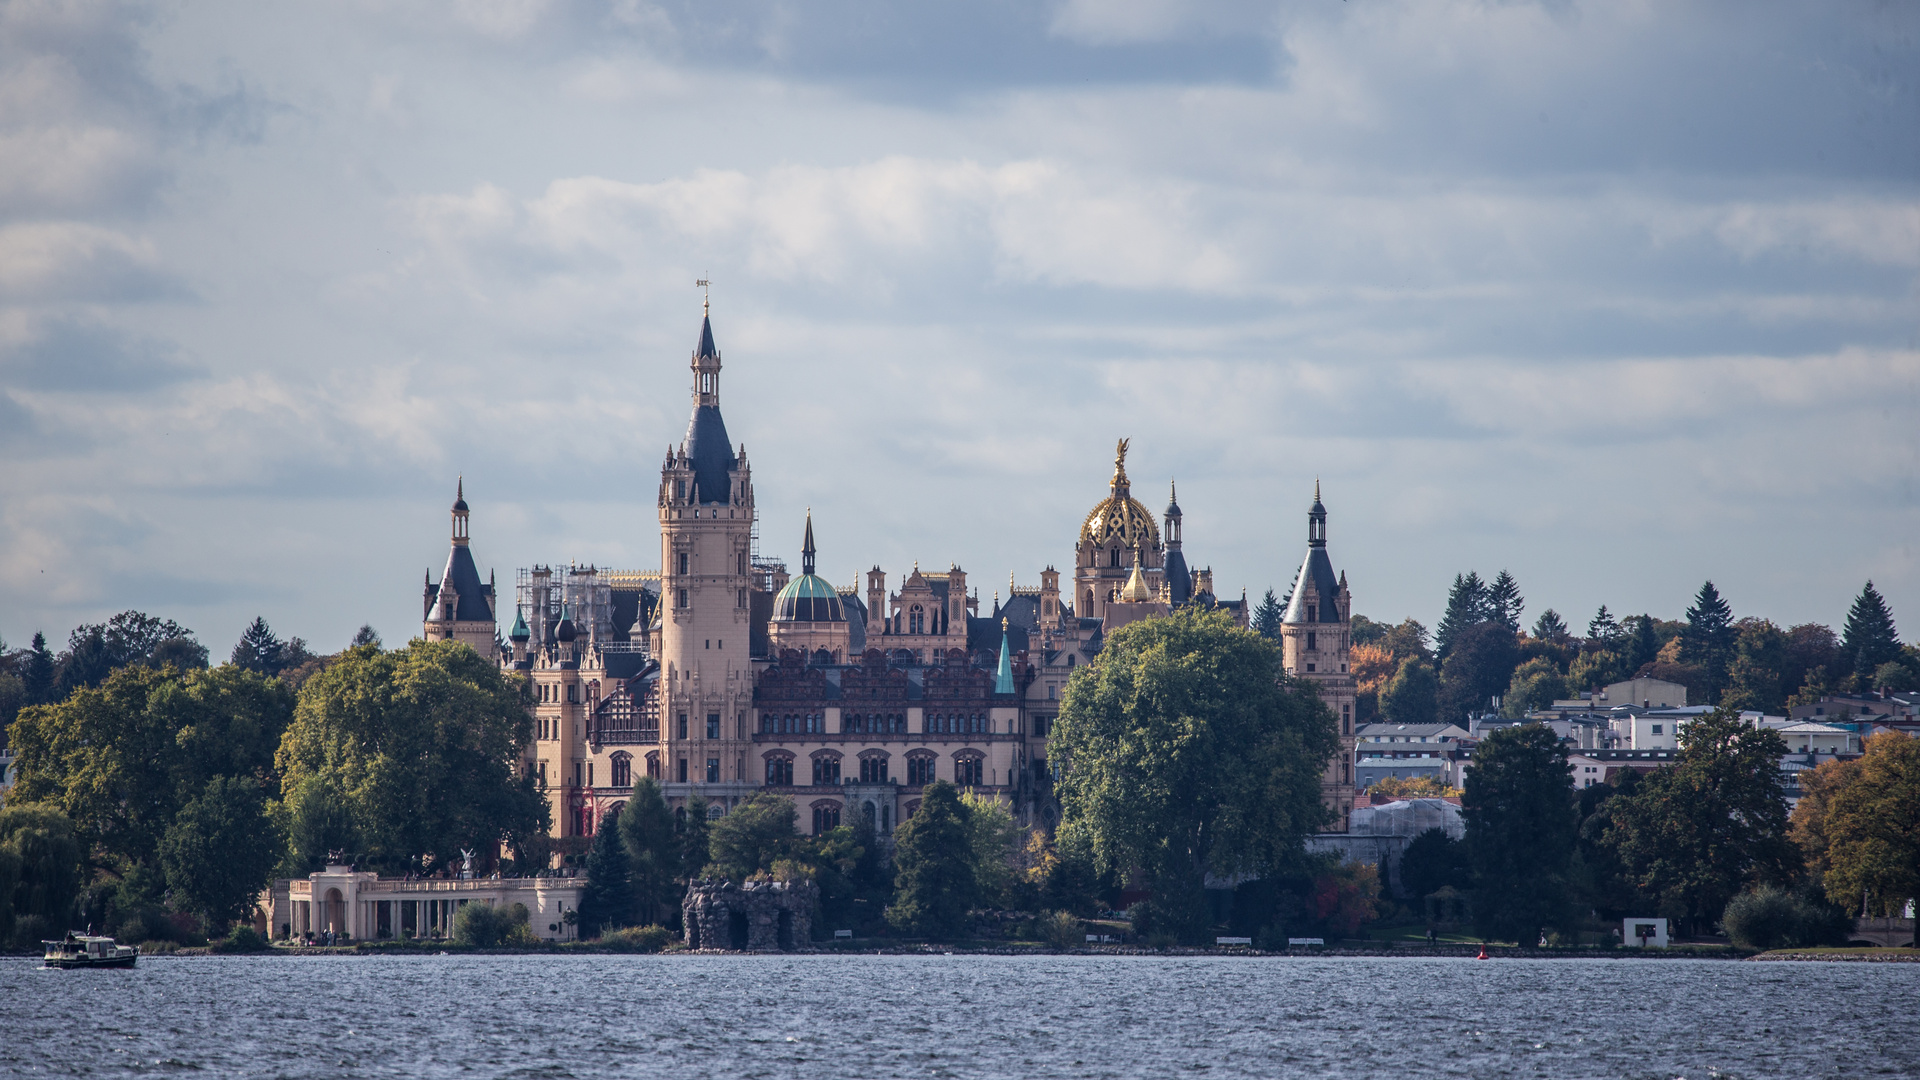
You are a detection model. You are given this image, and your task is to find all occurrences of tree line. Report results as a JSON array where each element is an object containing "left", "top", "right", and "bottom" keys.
[
  {"left": 0, "top": 612, "right": 544, "bottom": 950},
  {"left": 1260, "top": 573, "right": 1915, "bottom": 728}
]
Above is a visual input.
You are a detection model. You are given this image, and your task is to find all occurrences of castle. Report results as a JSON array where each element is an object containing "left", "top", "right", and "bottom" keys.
[{"left": 420, "top": 303, "right": 1358, "bottom": 843}]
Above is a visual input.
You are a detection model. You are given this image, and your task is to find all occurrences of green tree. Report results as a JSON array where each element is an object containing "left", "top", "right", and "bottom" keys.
[
  {"left": 1820, "top": 731, "right": 1920, "bottom": 916},
  {"left": 0, "top": 805, "right": 84, "bottom": 945},
  {"left": 577, "top": 814, "right": 636, "bottom": 936},
  {"left": 1436, "top": 572, "right": 1489, "bottom": 659},
  {"left": 1570, "top": 773, "right": 1642, "bottom": 922},
  {"left": 1603, "top": 706, "right": 1796, "bottom": 933},
  {"left": 1252, "top": 589, "right": 1284, "bottom": 640},
  {"left": 9, "top": 663, "right": 293, "bottom": 870},
  {"left": 1842, "top": 581, "right": 1902, "bottom": 690},
  {"left": 230, "top": 617, "right": 286, "bottom": 676},
  {"left": 22, "top": 632, "right": 57, "bottom": 707},
  {"left": 1379, "top": 657, "right": 1439, "bottom": 725},
  {"left": 1568, "top": 648, "right": 1626, "bottom": 694},
  {"left": 1680, "top": 581, "right": 1738, "bottom": 702},
  {"left": 275, "top": 640, "right": 546, "bottom": 873},
  {"left": 1398, "top": 827, "right": 1469, "bottom": 902},
  {"left": 1622, "top": 614, "right": 1661, "bottom": 674},
  {"left": 349, "top": 625, "right": 382, "bottom": 649},
  {"left": 1487, "top": 570, "right": 1524, "bottom": 633},
  {"left": 705, "top": 793, "right": 800, "bottom": 880},
  {"left": 157, "top": 776, "right": 283, "bottom": 927},
  {"left": 617, "top": 777, "right": 681, "bottom": 925},
  {"left": 55, "top": 612, "right": 205, "bottom": 699},
  {"left": 960, "top": 790, "right": 1020, "bottom": 908},
  {"left": 1586, "top": 606, "right": 1622, "bottom": 647},
  {"left": 1438, "top": 621, "right": 1517, "bottom": 722},
  {"left": 679, "top": 794, "right": 712, "bottom": 878},
  {"left": 1501, "top": 657, "right": 1571, "bottom": 718},
  {"left": 1723, "top": 619, "right": 1788, "bottom": 713},
  {"left": 1462, "top": 723, "right": 1576, "bottom": 945},
  {"left": 1873, "top": 660, "right": 1918, "bottom": 693},
  {"left": 1052, "top": 607, "right": 1336, "bottom": 941},
  {"left": 887, "top": 781, "right": 977, "bottom": 939},
  {"left": 1531, "top": 609, "right": 1570, "bottom": 645},
  {"left": 1783, "top": 623, "right": 1842, "bottom": 701}
]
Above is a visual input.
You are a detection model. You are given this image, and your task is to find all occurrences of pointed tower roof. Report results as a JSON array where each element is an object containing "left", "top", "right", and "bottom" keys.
[
  {"left": 1284, "top": 484, "right": 1340, "bottom": 625},
  {"left": 509, "top": 606, "right": 530, "bottom": 642},
  {"left": 1122, "top": 545, "right": 1153, "bottom": 602},
  {"left": 681, "top": 300, "right": 734, "bottom": 504},
  {"left": 801, "top": 509, "right": 817, "bottom": 575},
  {"left": 994, "top": 617, "right": 1016, "bottom": 694}
]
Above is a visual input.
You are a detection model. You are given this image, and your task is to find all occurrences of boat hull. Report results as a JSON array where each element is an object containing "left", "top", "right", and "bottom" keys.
[{"left": 44, "top": 953, "right": 137, "bottom": 969}]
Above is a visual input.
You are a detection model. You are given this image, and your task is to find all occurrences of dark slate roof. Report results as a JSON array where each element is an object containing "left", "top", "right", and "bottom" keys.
[
  {"left": 682, "top": 404, "right": 734, "bottom": 504},
  {"left": 604, "top": 651, "right": 653, "bottom": 681},
  {"left": 999, "top": 593, "right": 1042, "bottom": 633},
  {"left": 696, "top": 313, "right": 718, "bottom": 359},
  {"left": 1283, "top": 547, "right": 1339, "bottom": 624},
  {"left": 1164, "top": 549, "right": 1192, "bottom": 605},
  {"left": 841, "top": 592, "right": 869, "bottom": 652},
  {"left": 428, "top": 544, "right": 495, "bottom": 622}
]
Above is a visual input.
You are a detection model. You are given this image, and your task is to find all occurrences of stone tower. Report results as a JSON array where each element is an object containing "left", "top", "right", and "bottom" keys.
[
  {"left": 1280, "top": 483, "right": 1357, "bottom": 831},
  {"left": 657, "top": 300, "right": 756, "bottom": 795},
  {"left": 422, "top": 478, "right": 498, "bottom": 660},
  {"left": 1074, "top": 438, "right": 1162, "bottom": 624}
]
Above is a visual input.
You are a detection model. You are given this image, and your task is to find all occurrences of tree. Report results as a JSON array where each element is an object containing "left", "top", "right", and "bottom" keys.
[
  {"left": 1436, "top": 573, "right": 1489, "bottom": 659},
  {"left": 1438, "top": 621, "right": 1518, "bottom": 722},
  {"left": 1784, "top": 623, "right": 1842, "bottom": 701},
  {"left": 1568, "top": 648, "right": 1626, "bottom": 694},
  {"left": 577, "top": 813, "right": 636, "bottom": 937},
  {"left": 678, "top": 794, "right": 712, "bottom": 878},
  {"left": 8, "top": 663, "right": 294, "bottom": 870},
  {"left": 1842, "top": 582, "right": 1902, "bottom": 690},
  {"left": 275, "top": 639, "right": 546, "bottom": 873},
  {"left": 1531, "top": 609, "right": 1570, "bottom": 645},
  {"left": 1487, "top": 571, "right": 1524, "bottom": 633},
  {"left": 0, "top": 805, "right": 84, "bottom": 945},
  {"left": 1462, "top": 723, "right": 1575, "bottom": 946},
  {"left": 1587, "top": 606, "right": 1621, "bottom": 647},
  {"left": 618, "top": 777, "right": 681, "bottom": 925},
  {"left": 157, "top": 776, "right": 282, "bottom": 927},
  {"left": 1501, "top": 657, "right": 1570, "bottom": 718},
  {"left": 1789, "top": 755, "right": 1860, "bottom": 881},
  {"left": 960, "top": 790, "right": 1020, "bottom": 908},
  {"left": 706, "top": 793, "right": 800, "bottom": 880},
  {"left": 1052, "top": 607, "right": 1337, "bottom": 942},
  {"left": 1819, "top": 732, "right": 1920, "bottom": 917},
  {"left": 1721, "top": 884, "right": 1851, "bottom": 950},
  {"left": 230, "top": 617, "right": 286, "bottom": 676},
  {"left": 1603, "top": 707, "right": 1796, "bottom": 934},
  {"left": 1723, "top": 619, "right": 1788, "bottom": 713},
  {"left": 1381, "top": 619, "right": 1433, "bottom": 664},
  {"left": 887, "top": 781, "right": 977, "bottom": 939},
  {"left": 1252, "top": 589, "right": 1284, "bottom": 640},
  {"left": 1398, "top": 827, "right": 1470, "bottom": 903},
  {"left": 22, "top": 632, "right": 56, "bottom": 706},
  {"left": 349, "top": 624, "right": 382, "bottom": 649},
  {"left": 55, "top": 612, "right": 203, "bottom": 699},
  {"left": 1680, "top": 582, "right": 1737, "bottom": 702},
  {"left": 1378, "top": 657, "right": 1439, "bottom": 725},
  {"left": 1623, "top": 615, "right": 1661, "bottom": 674}
]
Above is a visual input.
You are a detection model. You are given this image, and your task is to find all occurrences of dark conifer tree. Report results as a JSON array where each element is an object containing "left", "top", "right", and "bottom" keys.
[
  {"left": 349, "top": 624, "right": 382, "bottom": 649},
  {"left": 1252, "top": 589, "right": 1284, "bottom": 640},
  {"left": 1841, "top": 581, "right": 1901, "bottom": 688},
  {"left": 577, "top": 812, "right": 636, "bottom": 937},
  {"left": 886, "top": 781, "right": 977, "bottom": 940},
  {"left": 230, "top": 617, "right": 285, "bottom": 675},
  {"left": 679, "top": 794, "right": 713, "bottom": 879},
  {"left": 1487, "top": 571, "right": 1524, "bottom": 632},
  {"left": 23, "top": 632, "right": 56, "bottom": 706},
  {"left": 1586, "top": 605, "right": 1620, "bottom": 646},
  {"left": 1436, "top": 572, "right": 1488, "bottom": 659},
  {"left": 1531, "top": 609, "right": 1569, "bottom": 644},
  {"left": 1463, "top": 724, "right": 1575, "bottom": 946},
  {"left": 1624, "top": 614, "right": 1661, "bottom": 674},
  {"left": 1681, "top": 582, "right": 1737, "bottom": 699}
]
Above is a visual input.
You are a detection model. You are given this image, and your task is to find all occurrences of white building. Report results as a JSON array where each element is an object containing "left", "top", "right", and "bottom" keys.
[{"left": 263, "top": 866, "right": 587, "bottom": 943}]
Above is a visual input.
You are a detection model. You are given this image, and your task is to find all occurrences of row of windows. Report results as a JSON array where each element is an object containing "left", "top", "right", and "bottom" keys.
[
  {"left": 756, "top": 712, "right": 997, "bottom": 736},
  {"left": 537, "top": 683, "right": 581, "bottom": 704},
  {"left": 766, "top": 753, "right": 986, "bottom": 788}
]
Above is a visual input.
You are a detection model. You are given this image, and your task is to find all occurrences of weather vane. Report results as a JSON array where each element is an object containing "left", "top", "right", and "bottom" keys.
[{"left": 696, "top": 277, "right": 711, "bottom": 315}]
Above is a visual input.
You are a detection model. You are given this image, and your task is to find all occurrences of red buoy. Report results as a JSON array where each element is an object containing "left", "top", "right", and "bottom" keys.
[{"left": 1476, "top": 944, "right": 1490, "bottom": 960}]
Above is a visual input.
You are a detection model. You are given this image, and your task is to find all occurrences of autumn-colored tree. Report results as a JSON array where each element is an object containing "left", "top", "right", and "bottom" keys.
[
  {"left": 1367, "top": 774, "right": 1460, "bottom": 799},
  {"left": 1789, "top": 755, "right": 1863, "bottom": 878},
  {"left": 1351, "top": 643, "right": 1398, "bottom": 697},
  {"left": 1819, "top": 732, "right": 1920, "bottom": 917}
]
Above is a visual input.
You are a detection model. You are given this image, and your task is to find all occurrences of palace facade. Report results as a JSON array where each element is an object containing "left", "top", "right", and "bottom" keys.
[{"left": 422, "top": 304, "right": 1358, "bottom": 845}]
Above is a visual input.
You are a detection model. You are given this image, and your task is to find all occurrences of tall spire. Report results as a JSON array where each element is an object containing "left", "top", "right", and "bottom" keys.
[
  {"left": 451, "top": 476, "right": 470, "bottom": 545},
  {"left": 1309, "top": 482, "right": 1327, "bottom": 547},
  {"left": 801, "top": 509, "right": 817, "bottom": 576},
  {"left": 1110, "top": 437, "right": 1131, "bottom": 497},
  {"left": 995, "top": 617, "right": 1016, "bottom": 695}
]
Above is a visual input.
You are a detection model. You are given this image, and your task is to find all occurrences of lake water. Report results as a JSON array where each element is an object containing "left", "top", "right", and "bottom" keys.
[{"left": 2, "top": 954, "right": 1914, "bottom": 1078}]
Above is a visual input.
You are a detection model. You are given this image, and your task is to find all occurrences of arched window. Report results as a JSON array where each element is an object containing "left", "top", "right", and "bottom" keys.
[
  {"left": 812, "top": 753, "right": 841, "bottom": 786},
  {"left": 610, "top": 753, "right": 632, "bottom": 789},
  {"left": 909, "top": 605, "right": 925, "bottom": 635},
  {"left": 765, "top": 755, "right": 794, "bottom": 786},
  {"left": 954, "top": 756, "right": 984, "bottom": 787},
  {"left": 646, "top": 752, "right": 661, "bottom": 779},
  {"left": 1110, "top": 548, "right": 1121, "bottom": 567},
  {"left": 811, "top": 802, "right": 842, "bottom": 834},
  {"left": 906, "top": 753, "right": 936, "bottom": 786},
  {"left": 1085, "top": 589, "right": 1094, "bottom": 610}
]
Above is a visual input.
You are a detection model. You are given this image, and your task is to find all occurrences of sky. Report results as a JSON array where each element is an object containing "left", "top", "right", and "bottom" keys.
[{"left": 1, "top": 0, "right": 1916, "bottom": 658}]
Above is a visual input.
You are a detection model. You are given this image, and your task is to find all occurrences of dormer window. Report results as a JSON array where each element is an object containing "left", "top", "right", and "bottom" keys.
[
  {"left": 675, "top": 480, "right": 686, "bottom": 500},
  {"left": 1307, "top": 604, "right": 1318, "bottom": 622}
]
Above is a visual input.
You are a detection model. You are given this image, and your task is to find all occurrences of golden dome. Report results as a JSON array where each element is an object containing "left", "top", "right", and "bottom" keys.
[{"left": 1080, "top": 438, "right": 1161, "bottom": 551}]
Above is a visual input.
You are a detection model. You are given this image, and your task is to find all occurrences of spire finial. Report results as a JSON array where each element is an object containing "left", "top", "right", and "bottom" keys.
[
  {"left": 1002, "top": 616, "right": 1009, "bottom": 632},
  {"left": 1315, "top": 477, "right": 1321, "bottom": 502},
  {"left": 801, "top": 509, "right": 817, "bottom": 575},
  {"left": 458, "top": 475, "right": 463, "bottom": 500}
]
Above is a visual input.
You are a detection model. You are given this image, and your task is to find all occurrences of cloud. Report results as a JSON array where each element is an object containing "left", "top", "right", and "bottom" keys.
[
  {"left": 0, "top": 312, "right": 199, "bottom": 391},
  {"left": 0, "top": 222, "right": 184, "bottom": 302}
]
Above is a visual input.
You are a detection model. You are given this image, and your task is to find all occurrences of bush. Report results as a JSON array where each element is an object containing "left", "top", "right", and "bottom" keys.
[
  {"left": 1722, "top": 885, "right": 1853, "bottom": 950},
  {"left": 1254, "top": 924, "right": 1289, "bottom": 952},
  {"left": 600, "top": 924, "right": 673, "bottom": 953},
  {"left": 1040, "top": 910, "right": 1082, "bottom": 950},
  {"left": 451, "top": 902, "right": 534, "bottom": 947},
  {"left": 212, "top": 926, "right": 272, "bottom": 954}
]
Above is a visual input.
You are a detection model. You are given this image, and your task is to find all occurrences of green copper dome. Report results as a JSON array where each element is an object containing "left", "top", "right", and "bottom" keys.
[{"left": 773, "top": 574, "right": 845, "bottom": 623}]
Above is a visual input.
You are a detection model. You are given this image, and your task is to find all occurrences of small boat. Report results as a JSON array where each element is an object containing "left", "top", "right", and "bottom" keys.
[{"left": 44, "top": 932, "right": 138, "bottom": 969}]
